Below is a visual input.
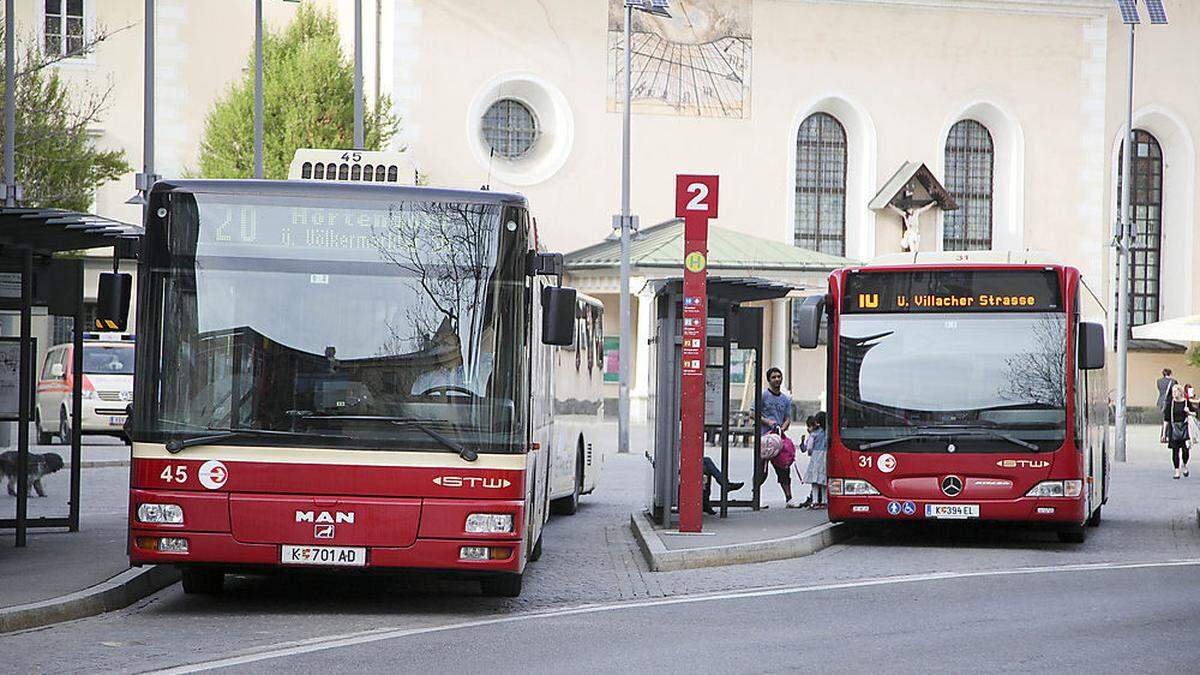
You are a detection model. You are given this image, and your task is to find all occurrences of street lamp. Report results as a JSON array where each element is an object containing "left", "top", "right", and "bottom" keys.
[
  {"left": 1113, "top": 0, "right": 1167, "bottom": 463},
  {"left": 617, "top": 0, "right": 670, "bottom": 456},
  {"left": 3, "top": 0, "right": 18, "bottom": 207}
]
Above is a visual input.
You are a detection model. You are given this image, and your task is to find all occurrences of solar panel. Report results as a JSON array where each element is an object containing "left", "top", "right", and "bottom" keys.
[
  {"left": 1115, "top": 0, "right": 1140, "bottom": 24},
  {"left": 1143, "top": 0, "right": 1169, "bottom": 24}
]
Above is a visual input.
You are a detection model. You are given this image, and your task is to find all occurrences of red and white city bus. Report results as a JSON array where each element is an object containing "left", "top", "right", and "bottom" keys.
[
  {"left": 127, "top": 166, "right": 602, "bottom": 597},
  {"left": 794, "top": 253, "right": 1110, "bottom": 542}
]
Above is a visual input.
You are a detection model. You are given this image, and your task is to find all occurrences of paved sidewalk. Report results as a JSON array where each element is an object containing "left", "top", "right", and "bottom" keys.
[
  {"left": 0, "top": 436, "right": 175, "bottom": 632},
  {"left": 656, "top": 504, "right": 830, "bottom": 550},
  {"left": 631, "top": 440, "right": 845, "bottom": 570},
  {"left": 0, "top": 466, "right": 131, "bottom": 609},
  {"left": 632, "top": 424, "right": 1194, "bottom": 571}
]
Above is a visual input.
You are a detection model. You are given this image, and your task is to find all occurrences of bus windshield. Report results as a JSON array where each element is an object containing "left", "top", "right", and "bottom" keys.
[
  {"left": 838, "top": 312, "right": 1067, "bottom": 451},
  {"left": 137, "top": 189, "right": 529, "bottom": 453}
]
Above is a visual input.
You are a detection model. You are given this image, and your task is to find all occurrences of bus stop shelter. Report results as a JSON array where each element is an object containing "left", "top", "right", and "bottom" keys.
[
  {"left": 0, "top": 207, "right": 140, "bottom": 547},
  {"left": 648, "top": 276, "right": 795, "bottom": 528}
]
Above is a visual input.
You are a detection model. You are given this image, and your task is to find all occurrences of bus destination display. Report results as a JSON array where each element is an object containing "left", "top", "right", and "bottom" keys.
[
  {"left": 843, "top": 269, "right": 1063, "bottom": 314},
  {"left": 188, "top": 195, "right": 499, "bottom": 262}
]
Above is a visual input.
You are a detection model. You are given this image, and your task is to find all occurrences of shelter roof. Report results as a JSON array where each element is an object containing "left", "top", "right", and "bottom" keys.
[
  {"left": 0, "top": 207, "right": 141, "bottom": 256},
  {"left": 564, "top": 218, "right": 854, "bottom": 273},
  {"left": 1132, "top": 315, "right": 1200, "bottom": 346},
  {"left": 650, "top": 276, "right": 796, "bottom": 304}
]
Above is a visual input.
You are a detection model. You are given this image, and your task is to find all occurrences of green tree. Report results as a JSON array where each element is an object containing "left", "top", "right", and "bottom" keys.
[
  {"left": 198, "top": 5, "right": 398, "bottom": 179},
  {"left": 0, "top": 28, "right": 131, "bottom": 212}
]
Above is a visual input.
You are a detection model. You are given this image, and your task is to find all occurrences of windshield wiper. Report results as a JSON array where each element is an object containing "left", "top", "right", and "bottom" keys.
[
  {"left": 165, "top": 427, "right": 353, "bottom": 454},
  {"left": 858, "top": 430, "right": 952, "bottom": 451},
  {"left": 946, "top": 428, "right": 1041, "bottom": 452},
  {"left": 859, "top": 426, "right": 1040, "bottom": 452},
  {"left": 292, "top": 413, "right": 478, "bottom": 462}
]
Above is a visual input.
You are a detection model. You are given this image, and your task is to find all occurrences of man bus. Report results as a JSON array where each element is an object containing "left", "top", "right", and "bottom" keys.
[
  {"left": 126, "top": 164, "right": 602, "bottom": 597},
  {"left": 794, "top": 253, "right": 1109, "bottom": 543}
]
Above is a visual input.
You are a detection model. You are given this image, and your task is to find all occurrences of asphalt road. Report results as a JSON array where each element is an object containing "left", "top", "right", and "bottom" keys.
[
  {"left": 2, "top": 425, "right": 1199, "bottom": 673},
  {"left": 180, "top": 561, "right": 1200, "bottom": 674}
]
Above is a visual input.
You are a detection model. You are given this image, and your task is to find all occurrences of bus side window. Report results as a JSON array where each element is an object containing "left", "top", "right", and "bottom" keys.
[{"left": 1073, "top": 286, "right": 1085, "bottom": 450}]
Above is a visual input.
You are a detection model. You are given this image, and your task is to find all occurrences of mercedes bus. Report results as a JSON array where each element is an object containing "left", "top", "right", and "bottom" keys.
[
  {"left": 125, "top": 164, "right": 603, "bottom": 597},
  {"left": 794, "top": 253, "right": 1109, "bottom": 542}
]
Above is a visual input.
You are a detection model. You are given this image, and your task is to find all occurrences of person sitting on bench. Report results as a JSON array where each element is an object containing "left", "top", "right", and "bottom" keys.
[{"left": 703, "top": 456, "right": 744, "bottom": 515}]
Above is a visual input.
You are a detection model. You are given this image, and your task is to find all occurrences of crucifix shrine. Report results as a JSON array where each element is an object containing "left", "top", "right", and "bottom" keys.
[{"left": 868, "top": 162, "right": 957, "bottom": 253}]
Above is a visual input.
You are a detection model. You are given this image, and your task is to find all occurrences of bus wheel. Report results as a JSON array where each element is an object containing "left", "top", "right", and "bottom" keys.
[
  {"left": 1086, "top": 506, "right": 1102, "bottom": 528},
  {"left": 529, "top": 534, "right": 543, "bottom": 562},
  {"left": 551, "top": 446, "right": 583, "bottom": 516},
  {"left": 1057, "top": 525, "right": 1087, "bottom": 544},
  {"left": 481, "top": 573, "right": 522, "bottom": 598},
  {"left": 180, "top": 567, "right": 225, "bottom": 595}
]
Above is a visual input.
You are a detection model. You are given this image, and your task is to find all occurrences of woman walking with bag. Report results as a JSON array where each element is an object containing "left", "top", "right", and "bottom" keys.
[{"left": 1162, "top": 384, "right": 1192, "bottom": 479}]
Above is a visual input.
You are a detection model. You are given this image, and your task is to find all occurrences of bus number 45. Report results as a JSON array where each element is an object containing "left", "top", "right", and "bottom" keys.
[{"left": 160, "top": 465, "right": 188, "bottom": 483}]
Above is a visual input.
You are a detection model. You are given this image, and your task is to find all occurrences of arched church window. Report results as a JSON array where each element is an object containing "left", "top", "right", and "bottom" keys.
[{"left": 943, "top": 119, "right": 994, "bottom": 251}]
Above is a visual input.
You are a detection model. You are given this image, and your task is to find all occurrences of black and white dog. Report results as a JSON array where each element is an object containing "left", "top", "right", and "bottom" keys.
[{"left": 0, "top": 451, "right": 65, "bottom": 497}]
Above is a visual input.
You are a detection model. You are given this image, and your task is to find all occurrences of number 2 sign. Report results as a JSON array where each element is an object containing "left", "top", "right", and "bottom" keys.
[{"left": 675, "top": 175, "right": 719, "bottom": 219}]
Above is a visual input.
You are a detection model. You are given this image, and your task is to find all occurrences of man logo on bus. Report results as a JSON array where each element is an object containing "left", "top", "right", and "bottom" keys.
[{"left": 858, "top": 294, "right": 879, "bottom": 309}]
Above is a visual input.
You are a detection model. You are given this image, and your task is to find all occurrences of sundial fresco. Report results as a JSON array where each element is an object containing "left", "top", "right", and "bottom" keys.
[{"left": 607, "top": 0, "right": 752, "bottom": 119}]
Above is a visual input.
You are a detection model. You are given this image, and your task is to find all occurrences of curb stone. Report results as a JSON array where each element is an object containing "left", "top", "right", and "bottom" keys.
[
  {"left": 629, "top": 511, "right": 848, "bottom": 572},
  {"left": 0, "top": 565, "right": 179, "bottom": 634}
]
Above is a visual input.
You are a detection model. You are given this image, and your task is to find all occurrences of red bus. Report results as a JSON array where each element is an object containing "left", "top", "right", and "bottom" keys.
[
  {"left": 794, "top": 254, "right": 1109, "bottom": 542},
  {"left": 126, "top": 176, "right": 600, "bottom": 597}
]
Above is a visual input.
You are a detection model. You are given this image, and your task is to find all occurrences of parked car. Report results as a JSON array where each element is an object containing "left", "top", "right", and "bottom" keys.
[{"left": 35, "top": 334, "right": 135, "bottom": 444}]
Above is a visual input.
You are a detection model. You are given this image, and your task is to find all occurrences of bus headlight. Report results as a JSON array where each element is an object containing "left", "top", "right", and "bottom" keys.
[
  {"left": 1025, "top": 480, "right": 1083, "bottom": 498},
  {"left": 137, "top": 503, "right": 184, "bottom": 524},
  {"left": 465, "top": 513, "right": 514, "bottom": 533},
  {"left": 840, "top": 479, "right": 881, "bottom": 496},
  {"left": 828, "top": 478, "right": 879, "bottom": 497}
]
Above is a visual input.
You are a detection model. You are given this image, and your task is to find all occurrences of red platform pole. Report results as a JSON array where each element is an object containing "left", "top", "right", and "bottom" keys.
[{"left": 675, "top": 175, "right": 719, "bottom": 533}]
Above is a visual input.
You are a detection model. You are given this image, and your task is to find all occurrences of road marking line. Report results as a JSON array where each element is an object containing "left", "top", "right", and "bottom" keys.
[{"left": 150, "top": 558, "right": 1200, "bottom": 674}]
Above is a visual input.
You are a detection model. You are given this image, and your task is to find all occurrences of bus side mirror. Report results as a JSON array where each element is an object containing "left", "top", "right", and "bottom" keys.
[
  {"left": 542, "top": 286, "right": 577, "bottom": 346},
  {"left": 795, "top": 295, "right": 826, "bottom": 349},
  {"left": 96, "top": 272, "right": 132, "bottom": 332},
  {"left": 1078, "top": 321, "right": 1105, "bottom": 370}
]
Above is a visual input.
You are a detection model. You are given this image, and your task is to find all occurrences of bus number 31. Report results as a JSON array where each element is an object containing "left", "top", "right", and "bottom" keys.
[{"left": 859, "top": 455, "right": 872, "bottom": 468}]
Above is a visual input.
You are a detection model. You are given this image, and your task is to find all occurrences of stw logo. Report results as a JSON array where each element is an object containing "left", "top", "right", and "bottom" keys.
[{"left": 858, "top": 294, "right": 880, "bottom": 309}]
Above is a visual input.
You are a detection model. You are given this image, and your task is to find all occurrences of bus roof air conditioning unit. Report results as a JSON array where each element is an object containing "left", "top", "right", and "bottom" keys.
[{"left": 288, "top": 149, "right": 418, "bottom": 185}]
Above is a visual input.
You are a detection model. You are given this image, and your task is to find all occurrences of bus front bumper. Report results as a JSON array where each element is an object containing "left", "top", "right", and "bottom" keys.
[
  {"left": 129, "top": 530, "right": 525, "bottom": 574},
  {"left": 828, "top": 495, "right": 1086, "bottom": 524}
]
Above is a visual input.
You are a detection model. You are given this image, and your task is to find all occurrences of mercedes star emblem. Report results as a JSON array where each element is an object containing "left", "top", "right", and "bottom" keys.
[{"left": 941, "top": 475, "right": 964, "bottom": 497}]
